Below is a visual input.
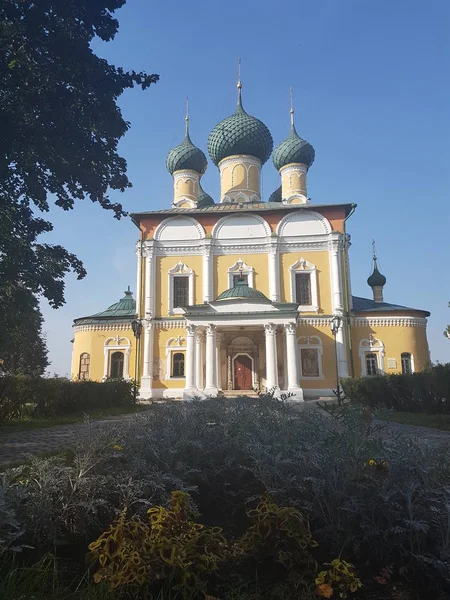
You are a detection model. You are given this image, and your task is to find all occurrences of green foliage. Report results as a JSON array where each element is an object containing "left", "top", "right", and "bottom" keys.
[
  {"left": 0, "top": 377, "right": 133, "bottom": 422},
  {"left": 315, "top": 559, "right": 362, "bottom": 598},
  {"left": 89, "top": 490, "right": 227, "bottom": 595},
  {"left": 342, "top": 363, "right": 450, "bottom": 413},
  {"left": 0, "top": 0, "right": 158, "bottom": 310},
  {"left": 0, "top": 286, "right": 49, "bottom": 376}
]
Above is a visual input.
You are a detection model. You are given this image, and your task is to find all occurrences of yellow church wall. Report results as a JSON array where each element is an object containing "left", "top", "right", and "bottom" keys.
[
  {"left": 155, "top": 255, "right": 204, "bottom": 317},
  {"left": 350, "top": 321, "right": 430, "bottom": 376},
  {"left": 71, "top": 328, "right": 137, "bottom": 382},
  {"left": 279, "top": 251, "right": 334, "bottom": 314},
  {"left": 214, "top": 254, "right": 270, "bottom": 298},
  {"left": 295, "top": 324, "right": 340, "bottom": 390}
]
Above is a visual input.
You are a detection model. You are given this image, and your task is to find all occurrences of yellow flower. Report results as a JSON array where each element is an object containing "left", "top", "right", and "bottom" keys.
[
  {"left": 113, "top": 444, "right": 123, "bottom": 451},
  {"left": 368, "top": 459, "right": 376, "bottom": 466},
  {"left": 316, "top": 583, "right": 334, "bottom": 598}
]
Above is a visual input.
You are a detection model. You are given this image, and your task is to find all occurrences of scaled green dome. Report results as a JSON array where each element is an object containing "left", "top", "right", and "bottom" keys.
[
  {"left": 208, "top": 95, "right": 273, "bottom": 166},
  {"left": 273, "top": 123, "right": 315, "bottom": 171},
  {"left": 166, "top": 131, "right": 207, "bottom": 176},
  {"left": 197, "top": 183, "right": 215, "bottom": 207},
  {"left": 215, "top": 279, "right": 270, "bottom": 301},
  {"left": 269, "top": 185, "right": 282, "bottom": 203}
]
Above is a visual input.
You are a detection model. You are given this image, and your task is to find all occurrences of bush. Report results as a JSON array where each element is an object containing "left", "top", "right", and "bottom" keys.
[
  {"left": 342, "top": 363, "right": 450, "bottom": 413},
  {"left": 1, "top": 398, "right": 450, "bottom": 598},
  {"left": 0, "top": 376, "right": 134, "bottom": 421}
]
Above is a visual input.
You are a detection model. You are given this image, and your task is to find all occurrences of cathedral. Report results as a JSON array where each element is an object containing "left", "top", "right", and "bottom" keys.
[{"left": 71, "top": 80, "right": 430, "bottom": 400}]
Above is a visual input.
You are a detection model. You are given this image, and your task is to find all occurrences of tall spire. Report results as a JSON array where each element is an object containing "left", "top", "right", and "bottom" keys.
[
  {"left": 367, "top": 239, "right": 387, "bottom": 302},
  {"left": 185, "top": 96, "right": 190, "bottom": 138},
  {"left": 237, "top": 57, "right": 243, "bottom": 108}
]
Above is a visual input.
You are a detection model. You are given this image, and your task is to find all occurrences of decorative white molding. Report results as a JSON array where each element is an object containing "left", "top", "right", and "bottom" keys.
[
  {"left": 73, "top": 323, "right": 132, "bottom": 333},
  {"left": 103, "top": 336, "right": 131, "bottom": 381},
  {"left": 276, "top": 210, "right": 332, "bottom": 237},
  {"left": 165, "top": 337, "right": 186, "bottom": 380},
  {"left": 289, "top": 257, "right": 319, "bottom": 312},
  {"left": 154, "top": 320, "right": 186, "bottom": 329},
  {"left": 359, "top": 337, "right": 385, "bottom": 376},
  {"left": 298, "top": 335, "right": 324, "bottom": 380},
  {"left": 352, "top": 317, "right": 427, "bottom": 328},
  {"left": 228, "top": 258, "right": 255, "bottom": 288},
  {"left": 297, "top": 318, "right": 332, "bottom": 327},
  {"left": 231, "top": 352, "right": 256, "bottom": 389},
  {"left": 153, "top": 216, "right": 205, "bottom": 241},
  {"left": 168, "top": 261, "right": 194, "bottom": 315},
  {"left": 212, "top": 213, "right": 271, "bottom": 240}
]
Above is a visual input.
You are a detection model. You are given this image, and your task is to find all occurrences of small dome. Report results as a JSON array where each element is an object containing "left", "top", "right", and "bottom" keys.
[
  {"left": 166, "top": 131, "right": 207, "bottom": 176},
  {"left": 215, "top": 279, "right": 270, "bottom": 302},
  {"left": 208, "top": 93, "right": 273, "bottom": 166},
  {"left": 92, "top": 288, "right": 136, "bottom": 318},
  {"left": 367, "top": 265, "right": 387, "bottom": 288},
  {"left": 197, "top": 183, "right": 215, "bottom": 207},
  {"left": 269, "top": 185, "right": 282, "bottom": 203},
  {"left": 273, "top": 122, "right": 315, "bottom": 171}
]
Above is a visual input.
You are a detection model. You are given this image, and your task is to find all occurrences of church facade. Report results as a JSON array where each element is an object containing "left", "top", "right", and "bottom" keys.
[{"left": 71, "top": 83, "right": 430, "bottom": 400}]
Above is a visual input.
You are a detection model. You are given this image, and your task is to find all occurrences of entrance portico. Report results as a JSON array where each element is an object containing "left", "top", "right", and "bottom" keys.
[{"left": 181, "top": 280, "right": 303, "bottom": 400}]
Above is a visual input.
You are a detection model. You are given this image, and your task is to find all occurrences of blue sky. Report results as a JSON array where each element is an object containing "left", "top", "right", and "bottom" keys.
[{"left": 40, "top": 0, "right": 450, "bottom": 376}]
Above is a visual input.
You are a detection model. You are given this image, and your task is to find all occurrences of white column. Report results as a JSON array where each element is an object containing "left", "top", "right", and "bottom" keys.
[
  {"left": 284, "top": 323, "right": 303, "bottom": 400},
  {"left": 216, "top": 332, "right": 223, "bottom": 391},
  {"left": 268, "top": 242, "right": 280, "bottom": 302},
  {"left": 204, "top": 324, "right": 218, "bottom": 395},
  {"left": 202, "top": 242, "right": 213, "bottom": 303},
  {"left": 264, "top": 323, "right": 279, "bottom": 391},
  {"left": 144, "top": 242, "right": 155, "bottom": 318},
  {"left": 195, "top": 329, "right": 204, "bottom": 390},
  {"left": 329, "top": 235, "right": 349, "bottom": 379},
  {"left": 184, "top": 325, "right": 197, "bottom": 397},
  {"left": 135, "top": 242, "right": 142, "bottom": 318},
  {"left": 139, "top": 321, "right": 154, "bottom": 399},
  {"left": 103, "top": 349, "right": 109, "bottom": 381},
  {"left": 124, "top": 348, "right": 131, "bottom": 381}
]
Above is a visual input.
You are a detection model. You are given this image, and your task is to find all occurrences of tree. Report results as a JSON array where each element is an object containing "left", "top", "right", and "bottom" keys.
[
  {"left": 0, "top": 286, "right": 49, "bottom": 376},
  {"left": 0, "top": 0, "right": 159, "bottom": 308}
]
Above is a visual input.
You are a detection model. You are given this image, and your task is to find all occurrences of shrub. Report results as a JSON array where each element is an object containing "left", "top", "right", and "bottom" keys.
[
  {"left": 0, "top": 376, "right": 134, "bottom": 421},
  {"left": 342, "top": 363, "right": 450, "bottom": 413}
]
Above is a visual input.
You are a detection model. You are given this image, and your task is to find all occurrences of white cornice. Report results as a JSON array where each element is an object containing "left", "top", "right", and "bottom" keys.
[
  {"left": 351, "top": 316, "right": 427, "bottom": 328},
  {"left": 74, "top": 323, "right": 132, "bottom": 333}
]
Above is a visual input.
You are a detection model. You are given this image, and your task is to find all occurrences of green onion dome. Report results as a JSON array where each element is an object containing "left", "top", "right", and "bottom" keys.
[
  {"left": 269, "top": 185, "right": 282, "bottom": 203},
  {"left": 367, "top": 262, "right": 387, "bottom": 288},
  {"left": 197, "top": 183, "right": 215, "bottom": 207},
  {"left": 166, "top": 129, "right": 207, "bottom": 176},
  {"left": 273, "top": 121, "right": 315, "bottom": 171},
  {"left": 207, "top": 92, "right": 273, "bottom": 166},
  {"left": 215, "top": 279, "right": 270, "bottom": 301}
]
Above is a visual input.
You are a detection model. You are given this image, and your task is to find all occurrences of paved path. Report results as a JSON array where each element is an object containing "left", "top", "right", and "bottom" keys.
[{"left": 0, "top": 409, "right": 448, "bottom": 468}]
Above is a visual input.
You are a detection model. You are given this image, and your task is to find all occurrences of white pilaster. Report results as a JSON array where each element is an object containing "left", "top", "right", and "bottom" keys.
[
  {"left": 329, "top": 235, "right": 349, "bottom": 379},
  {"left": 264, "top": 323, "right": 279, "bottom": 392},
  {"left": 267, "top": 240, "right": 280, "bottom": 302},
  {"left": 135, "top": 242, "right": 142, "bottom": 317},
  {"left": 195, "top": 329, "right": 204, "bottom": 390},
  {"left": 184, "top": 324, "right": 197, "bottom": 398},
  {"left": 202, "top": 241, "right": 213, "bottom": 303},
  {"left": 284, "top": 323, "right": 303, "bottom": 401},
  {"left": 204, "top": 324, "right": 218, "bottom": 396},
  {"left": 139, "top": 320, "right": 154, "bottom": 399},
  {"left": 144, "top": 242, "right": 155, "bottom": 318}
]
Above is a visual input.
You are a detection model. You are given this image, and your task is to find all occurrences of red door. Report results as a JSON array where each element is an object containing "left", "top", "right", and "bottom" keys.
[{"left": 234, "top": 354, "right": 253, "bottom": 390}]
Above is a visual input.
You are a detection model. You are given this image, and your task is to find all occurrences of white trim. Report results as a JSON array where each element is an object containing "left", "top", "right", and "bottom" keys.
[
  {"left": 276, "top": 210, "right": 332, "bottom": 236},
  {"left": 359, "top": 337, "right": 385, "bottom": 376},
  {"left": 400, "top": 352, "right": 415, "bottom": 374},
  {"left": 103, "top": 336, "right": 131, "bottom": 381},
  {"left": 227, "top": 258, "right": 255, "bottom": 288},
  {"left": 211, "top": 213, "right": 271, "bottom": 240},
  {"left": 352, "top": 316, "right": 427, "bottom": 327},
  {"left": 153, "top": 216, "right": 205, "bottom": 241},
  {"left": 168, "top": 261, "right": 194, "bottom": 315},
  {"left": 289, "top": 258, "right": 319, "bottom": 312},
  {"left": 232, "top": 352, "right": 256, "bottom": 390},
  {"left": 165, "top": 338, "right": 186, "bottom": 380},
  {"left": 298, "top": 336, "right": 324, "bottom": 380}
]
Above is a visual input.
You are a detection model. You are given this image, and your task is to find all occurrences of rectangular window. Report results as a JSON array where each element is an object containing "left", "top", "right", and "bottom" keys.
[
  {"left": 232, "top": 273, "right": 248, "bottom": 286},
  {"left": 401, "top": 353, "right": 412, "bottom": 374},
  {"left": 172, "top": 352, "right": 185, "bottom": 378},
  {"left": 366, "top": 353, "right": 378, "bottom": 376},
  {"left": 301, "top": 348, "right": 319, "bottom": 378},
  {"left": 173, "top": 277, "right": 189, "bottom": 308},
  {"left": 295, "top": 273, "right": 312, "bottom": 305}
]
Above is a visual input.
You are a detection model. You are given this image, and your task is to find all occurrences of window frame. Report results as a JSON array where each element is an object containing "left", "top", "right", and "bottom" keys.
[
  {"left": 365, "top": 352, "right": 379, "bottom": 377},
  {"left": 165, "top": 337, "right": 187, "bottom": 380},
  {"left": 401, "top": 352, "right": 414, "bottom": 374},
  {"left": 78, "top": 352, "right": 90, "bottom": 381},
  {"left": 168, "top": 262, "right": 194, "bottom": 315},
  {"left": 109, "top": 351, "right": 125, "bottom": 379},
  {"left": 227, "top": 259, "right": 255, "bottom": 289},
  {"left": 297, "top": 336, "right": 323, "bottom": 380},
  {"left": 172, "top": 352, "right": 186, "bottom": 378},
  {"left": 359, "top": 338, "right": 385, "bottom": 376},
  {"left": 289, "top": 258, "right": 319, "bottom": 312}
]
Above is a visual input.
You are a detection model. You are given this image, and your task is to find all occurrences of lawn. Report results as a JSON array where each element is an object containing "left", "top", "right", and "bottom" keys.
[
  {"left": 0, "top": 403, "right": 152, "bottom": 435},
  {"left": 376, "top": 409, "right": 450, "bottom": 431}
]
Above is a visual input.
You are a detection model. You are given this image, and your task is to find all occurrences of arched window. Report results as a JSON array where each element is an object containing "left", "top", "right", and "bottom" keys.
[
  {"left": 110, "top": 351, "right": 124, "bottom": 379},
  {"left": 366, "top": 353, "right": 378, "bottom": 377},
  {"left": 172, "top": 352, "right": 185, "bottom": 378},
  {"left": 401, "top": 352, "right": 413, "bottom": 374},
  {"left": 79, "top": 353, "right": 90, "bottom": 381}
]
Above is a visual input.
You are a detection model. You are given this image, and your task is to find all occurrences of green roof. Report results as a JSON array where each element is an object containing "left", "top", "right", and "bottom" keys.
[
  {"left": 352, "top": 296, "right": 430, "bottom": 316},
  {"left": 74, "top": 289, "right": 137, "bottom": 326},
  {"left": 273, "top": 122, "right": 315, "bottom": 171},
  {"left": 207, "top": 93, "right": 273, "bottom": 166},
  {"left": 269, "top": 185, "right": 282, "bottom": 203},
  {"left": 197, "top": 183, "right": 215, "bottom": 207},
  {"left": 215, "top": 279, "right": 270, "bottom": 301},
  {"left": 166, "top": 131, "right": 207, "bottom": 176}
]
